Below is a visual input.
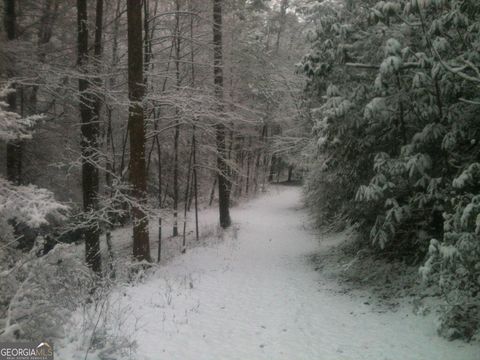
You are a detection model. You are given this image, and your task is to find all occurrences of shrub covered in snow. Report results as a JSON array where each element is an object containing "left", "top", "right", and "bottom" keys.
[
  {"left": 299, "top": 0, "right": 480, "bottom": 340},
  {"left": 0, "top": 241, "right": 94, "bottom": 340},
  {"left": 0, "top": 84, "right": 66, "bottom": 237},
  {"left": 0, "top": 85, "right": 72, "bottom": 340}
]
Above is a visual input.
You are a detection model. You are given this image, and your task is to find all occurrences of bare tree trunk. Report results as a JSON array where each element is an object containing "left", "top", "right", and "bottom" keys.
[
  {"left": 155, "top": 118, "right": 162, "bottom": 207},
  {"left": 105, "top": 108, "right": 114, "bottom": 190},
  {"left": 268, "top": 155, "right": 276, "bottom": 182},
  {"left": 182, "top": 137, "right": 194, "bottom": 253},
  {"left": 187, "top": 170, "right": 195, "bottom": 211},
  {"left": 245, "top": 136, "right": 252, "bottom": 195},
  {"left": 143, "top": 0, "right": 151, "bottom": 84},
  {"left": 157, "top": 217, "right": 162, "bottom": 262},
  {"left": 172, "top": 0, "right": 181, "bottom": 237},
  {"left": 104, "top": 0, "right": 121, "bottom": 257},
  {"left": 93, "top": 0, "right": 113, "bottom": 275},
  {"left": 107, "top": 0, "right": 121, "bottom": 185},
  {"left": 105, "top": 231, "right": 115, "bottom": 278},
  {"left": 192, "top": 127, "right": 199, "bottom": 241},
  {"left": 213, "top": 0, "right": 231, "bottom": 228},
  {"left": 4, "top": 0, "right": 22, "bottom": 185},
  {"left": 287, "top": 166, "right": 293, "bottom": 182},
  {"left": 93, "top": 0, "right": 104, "bottom": 161},
  {"left": 119, "top": 127, "right": 129, "bottom": 182},
  {"left": 253, "top": 124, "right": 266, "bottom": 193},
  {"left": 156, "top": 149, "right": 162, "bottom": 263},
  {"left": 142, "top": 5, "right": 172, "bottom": 261},
  {"left": 94, "top": 0, "right": 103, "bottom": 60},
  {"left": 116, "top": 0, "right": 131, "bottom": 191},
  {"left": 127, "top": 0, "right": 150, "bottom": 262},
  {"left": 234, "top": 136, "right": 244, "bottom": 198},
  {"left": 209, "top": 177, "right": 217, "bottom": 206},
  {"left": 77, "top": 0, "right": 101, "bottom": 274},
  {"left": 162, "top": 182, "right": 169, "bottom": 206},
  {"left": 189, "top": 3, "right": 199, "bottom": 240}
]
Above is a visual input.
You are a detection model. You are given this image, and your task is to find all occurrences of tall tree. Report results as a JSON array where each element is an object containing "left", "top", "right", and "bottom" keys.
[
  {"left": 92, "top": 0, "right": 103, "bottom": 157},
  {"left": 213, "top": 0, "right": 231, "bottom": 228},
  {"left": 172, "top": 0, "right": 181, "bottom": 237},
  {"left": 4, "top": 0, "right": 22, "bottom": 185},
  {"left": 77, "top": 0, "right": 101, "bottom": 273},
  {"left": 189, "top": 0, "right": 199, "bottom": 241},
  {"left": 127, "top": 0, "right": 150, "bottom": 261}
]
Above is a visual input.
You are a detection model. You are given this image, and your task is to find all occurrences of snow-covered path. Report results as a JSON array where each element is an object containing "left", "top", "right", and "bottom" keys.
[{"left": 116, "top": 187, "right": 479, "bottom": 360}]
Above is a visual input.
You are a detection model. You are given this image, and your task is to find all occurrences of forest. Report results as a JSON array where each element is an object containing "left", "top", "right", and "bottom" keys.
[{"left": 0, "top": 0, "right": 479, "bottom": 359}]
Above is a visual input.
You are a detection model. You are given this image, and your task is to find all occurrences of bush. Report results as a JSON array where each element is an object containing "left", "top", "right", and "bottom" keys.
[
  {"left": 0, "top": 240, "right": 94, "bottom": 340},
  {"left": 299, "top": 0, "right": 480, "bottom": 340}
]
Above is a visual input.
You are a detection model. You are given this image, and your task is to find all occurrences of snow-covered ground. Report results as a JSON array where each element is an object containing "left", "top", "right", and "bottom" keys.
[{"left": 59, "top": 186, "right": 480, "bottom": 360}]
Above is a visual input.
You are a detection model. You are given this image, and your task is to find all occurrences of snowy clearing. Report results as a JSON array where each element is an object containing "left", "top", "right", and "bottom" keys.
[{"left": 59, "top": 186, "right": 480, "bottom": 360}]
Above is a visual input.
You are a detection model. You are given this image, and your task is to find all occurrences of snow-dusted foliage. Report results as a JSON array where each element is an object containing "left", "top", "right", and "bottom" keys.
[
  {"left": 0, "top": 178, "right": 67, "bottom": 228},
  {"left": 0, "top": 86, "right": 69, "bottom": 340},
  {"left": 300, "top": 0, "right": 480, "bottom": 340},
  {"left": 0, "top": 242, "right": 94, "bottom": 340},
  {"left": 0, "top": 85, "right": 43, "bottom": 141},
  {"left": 0, "top": 86, "right": 66, "bottom": 240}
]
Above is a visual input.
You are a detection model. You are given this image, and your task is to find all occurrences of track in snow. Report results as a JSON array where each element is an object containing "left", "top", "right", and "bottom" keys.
[{"left": 112, "top": 186, "right": 480, "bottom": 360}]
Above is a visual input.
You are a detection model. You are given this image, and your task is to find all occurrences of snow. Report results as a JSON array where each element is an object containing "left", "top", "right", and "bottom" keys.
[
  {"left": 384, "top": 38, "right": 401, "bottom": 56},
  {"left": 0, "top": 178, "right": 67, "bottom": 228},
  {"left": 58, "top": 186, "right": 480, "bottom": 360},
  {"left": 0, "top": 85, "right": 44, "bottom": 141}
]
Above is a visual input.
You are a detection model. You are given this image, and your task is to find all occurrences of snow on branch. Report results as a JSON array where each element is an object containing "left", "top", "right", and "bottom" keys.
[
  {"left": 345, "top": 62, "right": 422, "bottom": 70},
  {"left": 0, "top": 84, "right": 44, "bottom": 141},
  {"left": 0, "top": 85, "right": 66, "bottom": 228},
  {"left": 0, "top": 177, "right": 68, "bottom": 228}
]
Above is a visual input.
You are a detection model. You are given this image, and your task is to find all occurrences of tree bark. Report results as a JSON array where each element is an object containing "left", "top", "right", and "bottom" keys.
[
  {"left": 4, "top": 0, "right": 15, "bottom": 39},
  {"left": 213, "top": 0, "right": 231, "bottom": 228},
  {"left": 127, "top": 0, "right": 150, "bottom": 262},
  {"left": 253, "top": 124, "right": 267, "bottom": 192},
  {"left": 287, "top": 165, "right": 293, "bottom": 182},
  {"left": 234, "top": 136, "right": 244, "bottom": 198},
  {"left": 245, "top": 136, "right": 252, "bottom": 195},
  {"left": 182, "top": 137, "right": 194, "bottom": 253},
  {"left": 268, "top": 154, "right": 276, "bottom": 182},
  {"left": 77, "top": 0, "right": 101, "bottom": 274},
  {"left": 93, "top": 0, "right": 115, "bottom": 275},
  {"left": 190, "top": 2, "right": 199, "bottom": 241},
  {"left": 192, "top": 127, "right": 199, "bottom": 240},
  {"left": 153, "top": 105, "right": 162, "bottom": 263},
  {"left": 172, "top": 0, "right": 181, "bottom": 237},
  {"left": 209, "top": 177, "right": 217, "bottom": 206}
]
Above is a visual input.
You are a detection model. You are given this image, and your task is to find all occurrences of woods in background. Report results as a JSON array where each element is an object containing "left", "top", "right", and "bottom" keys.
[{"left": 0, "top": 0, "right": 304, "bottom": 266}]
